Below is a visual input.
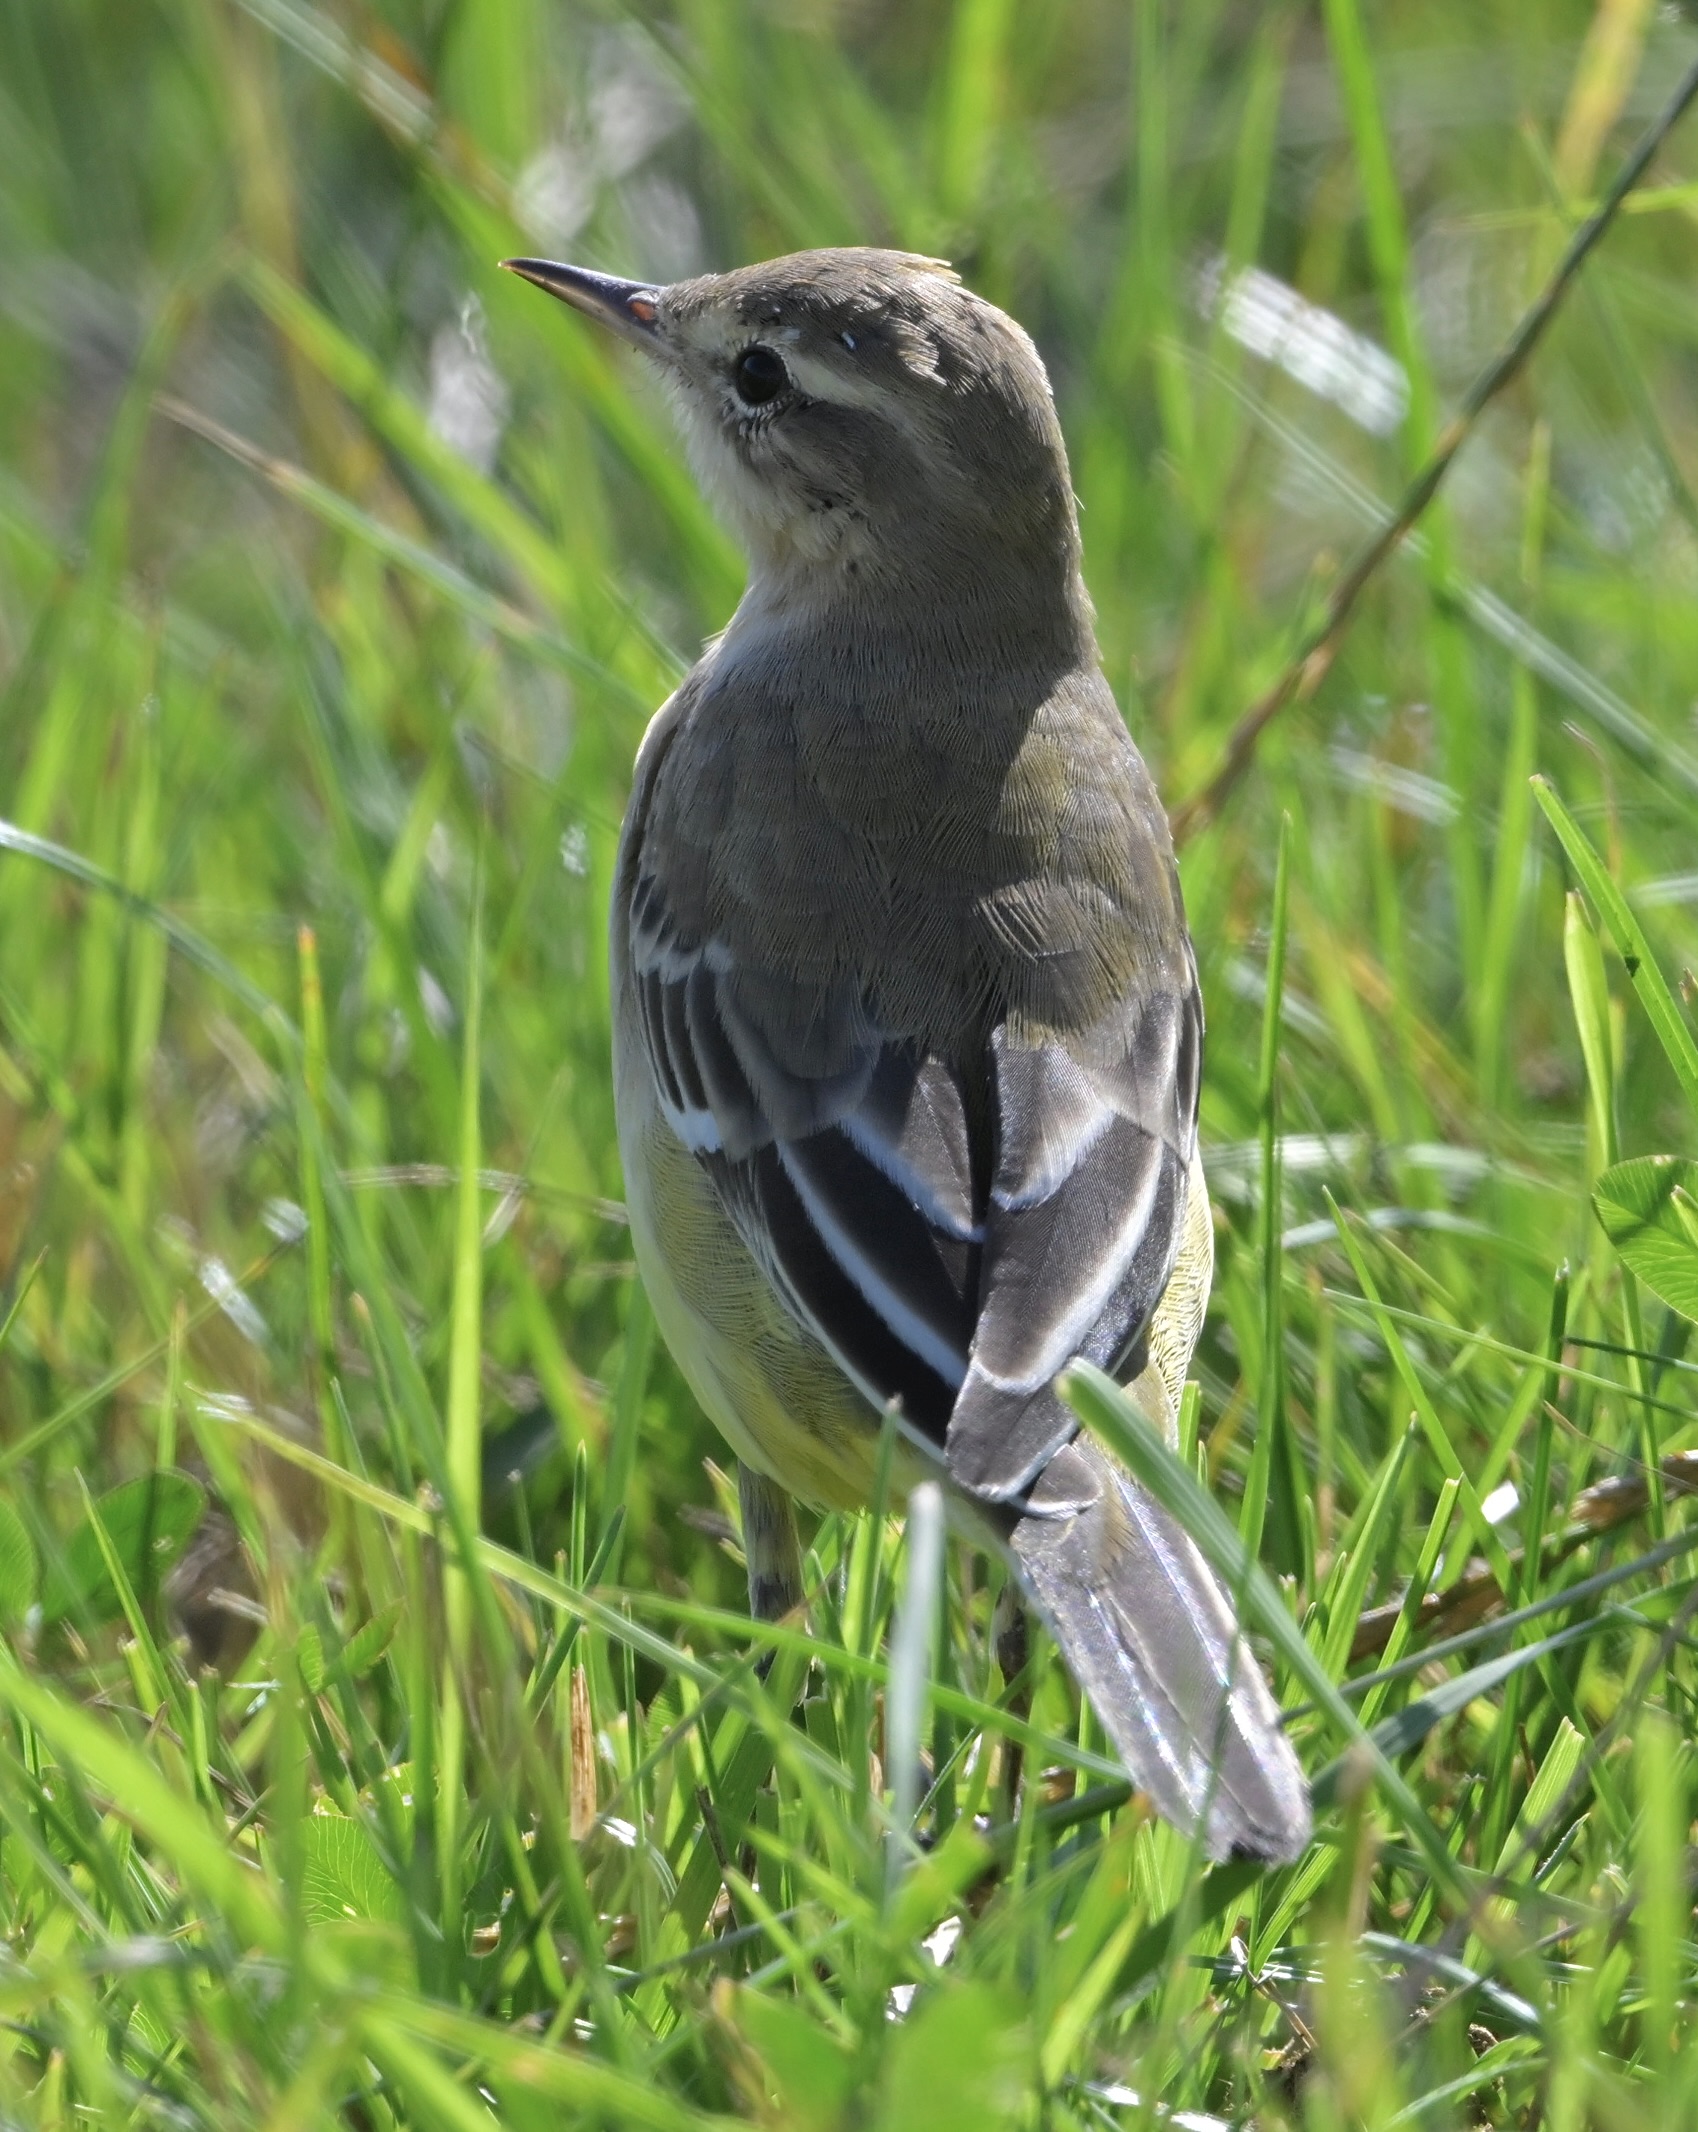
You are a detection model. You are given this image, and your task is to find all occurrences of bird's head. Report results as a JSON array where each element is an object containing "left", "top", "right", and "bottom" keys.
[{"left": 504, "top": 247, "right": 1084, "bottom": 612}]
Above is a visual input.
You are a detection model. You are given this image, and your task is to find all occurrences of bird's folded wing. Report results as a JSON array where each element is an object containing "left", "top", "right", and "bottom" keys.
[
  {"left": 631, "top": 921, "right": 978, "bottom": 1440},
  {"left": 629, "top": 888, "right": 1201, "bottom": 1499},
  {"left": 943, "top": 999, "right": 1198, "bottom": 1499}
]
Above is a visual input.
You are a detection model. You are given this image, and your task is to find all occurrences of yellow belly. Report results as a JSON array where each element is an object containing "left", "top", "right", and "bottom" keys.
[{"left": 615, "top": 1001, "right": 935, "bottom": 1511}]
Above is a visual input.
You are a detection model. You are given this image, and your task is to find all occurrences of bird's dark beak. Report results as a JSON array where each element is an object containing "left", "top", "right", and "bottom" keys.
[{"left": 500, "top": 259, "right": 662, "bottom": 350}]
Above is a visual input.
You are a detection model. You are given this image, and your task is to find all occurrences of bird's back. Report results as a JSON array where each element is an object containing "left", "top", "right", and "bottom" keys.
[{"left": 633, "top": 602, "right": 1193, "bottom": 1068}]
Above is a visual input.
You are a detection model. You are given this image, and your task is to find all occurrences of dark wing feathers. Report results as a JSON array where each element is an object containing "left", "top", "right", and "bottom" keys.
[
  {"left": 684, "top": 961, "right": 765, "bottom": 1153},
  {"left": 776, "top": 1130, "right": 975, "bottom": 1385},
  {"left": 718, "top": 1144, "right": 961, "bottom": 1436},
  {"left": 635, "top": 903, "right": 975, "bottom": 1439},
  {"left": 843, "top": 1052, "right": 980, "bottom": 1240},
  {"left": 942, "top": 1019, "right": 1189, "bottom": 1498},
  {"left": 630, "top": 854, "right": 1203, "bottom": 1503}
]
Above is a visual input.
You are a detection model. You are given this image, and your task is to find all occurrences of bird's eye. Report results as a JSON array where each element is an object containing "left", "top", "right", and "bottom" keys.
[{"left": 732, "top": 345, "right": 789, "bottom": 407}]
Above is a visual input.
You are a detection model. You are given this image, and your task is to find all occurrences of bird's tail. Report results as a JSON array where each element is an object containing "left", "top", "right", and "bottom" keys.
[{"left": 1010, "top": 1427, "right": 1311, "bottom": 1864}]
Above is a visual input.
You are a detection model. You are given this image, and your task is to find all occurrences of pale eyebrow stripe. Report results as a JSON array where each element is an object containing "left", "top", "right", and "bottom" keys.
[{"left": 777, "top": 349, "right": 890, "bottom": 410}]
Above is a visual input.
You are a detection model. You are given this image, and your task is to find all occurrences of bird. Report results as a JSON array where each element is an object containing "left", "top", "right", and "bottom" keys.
[{"left": 504, "top": 246, "right": 1311, "bottom": 1864}]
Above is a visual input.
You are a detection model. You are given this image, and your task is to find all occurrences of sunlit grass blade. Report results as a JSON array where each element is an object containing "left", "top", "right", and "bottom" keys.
[{"left": 1534, "top": 774, "right": 1698, "bottom": 1112}]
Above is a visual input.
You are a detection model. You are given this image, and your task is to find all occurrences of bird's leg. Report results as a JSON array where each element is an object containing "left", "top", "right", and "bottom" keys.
[
  {"left": 993, "top": 1579, "right": 1029, "bottom": 1682},
  {"left": 738, "top": 1462, "right": 804, "bottom": 1627},
  {"left": 733, "top": 1466, "right": 804, "bottom": 1910},
  {"left": 992, "top": 1576, "right": 1031, "bottom": 1813}
]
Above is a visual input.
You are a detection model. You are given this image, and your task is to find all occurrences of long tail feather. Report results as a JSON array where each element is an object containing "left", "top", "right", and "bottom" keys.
[{"left": 1011, "top": 1433, "right": 1311, "bottom": 1863}]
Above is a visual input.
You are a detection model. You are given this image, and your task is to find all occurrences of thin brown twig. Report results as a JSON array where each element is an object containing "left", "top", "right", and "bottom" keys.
[
  {"left": 1170, "top": 43, "right": 1698, "bottom": 848},
  {"left": 1348, "top": 1445, "right": 1698, "bottom": 1664}
]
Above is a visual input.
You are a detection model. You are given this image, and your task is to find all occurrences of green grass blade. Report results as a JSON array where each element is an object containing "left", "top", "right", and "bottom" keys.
[{"left": 1533, "top": 775, "right": 1698, "bottom": 1112}]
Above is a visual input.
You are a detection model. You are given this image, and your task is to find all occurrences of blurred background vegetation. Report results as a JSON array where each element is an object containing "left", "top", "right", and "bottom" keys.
[{"left": 3, "top": 0, "right": 1698, "bottom": 2124}]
